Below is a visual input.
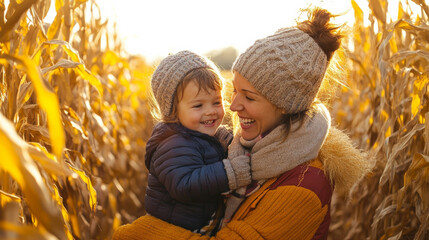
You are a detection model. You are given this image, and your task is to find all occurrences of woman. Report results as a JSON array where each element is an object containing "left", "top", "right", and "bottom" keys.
[{"left": 113, "top": 7, "right": 371, "bottom": 240}]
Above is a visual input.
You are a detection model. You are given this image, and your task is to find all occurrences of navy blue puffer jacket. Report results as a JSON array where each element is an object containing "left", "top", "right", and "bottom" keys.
[{"left": 144, "top": 123, "right": 231, "bottom": 231}]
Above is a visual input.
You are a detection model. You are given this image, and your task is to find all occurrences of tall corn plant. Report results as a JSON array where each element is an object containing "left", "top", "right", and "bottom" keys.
[
  {"left": 0, "top": 0, "right": 153, "bottom": 239},
  {"left": 329, "top": 0, "right": 429, "bottom": 239}
]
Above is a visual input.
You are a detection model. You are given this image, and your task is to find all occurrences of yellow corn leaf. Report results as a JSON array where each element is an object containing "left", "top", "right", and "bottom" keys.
[
  {"left": 398, "top": 1, "right": 405, "bottom": 20},
  {"left": 75, "top": 65, "right": 104, "bottom": 96},
  {"left": 102, "top": 50, "right": 122, "bottom": 66},
  {"left": 415, "top": 76, "right": 429, "bottom": 91},
  {"left": 73, "top": 0, "right": 88, "bottom": 6},
  {"left": 0, "top": 190, "right": 21, "bottom": 207},
  {"left": 0, "top": 113, "right": 66, "bottom": 239},
  {"left": 380, "top": 123, "right": 425, "bottom": 185},
  {"left": 69, "top": 166, "right": 97, "bottom": 211},
  {"left": 385, "top": 126, "right": 391, "bottom": 138},
  {"left": 424, "top": 112, "right": 429, "bottom": 146},
  {"left": 389, "top": 37, "right": 398, "bottom": 53},
  {"left": 21, "top": 123, "right": 51, "bottom": 143},
  {"left": 0, "top": 221, "right": 54, "bottom": 240},
  {"left": 0, "top": 1, "right": 4, "bottom": 27},
  {"left": 55, "top": 0, "right": 64, "bottom": 12},
  {"left": 15, "top": 79, "right": 33, "bottom": 114},
  {"left": 403, "top": 152, "right": 429, "bottom": 194},
  {"left": 395, "top": 19, "right": 429, "bottom": 31},
  {"left": 411, "top": 94, "right": 421, "bottom": 118},
  {"left": 41, "top": 59, "right": 80, "bottom": 74},
  {"left": 0, "top": 54, "right": 65, "bottom": 160},
  {"left": 0, "top": 0, "right": 37, "bottom": 41},
  {"left": 47, "top": 8, "right": 63, "bottom": 40},
  {"left": 369, "top": 0, "right": 386, "bottom": 23},
  {"left": 131, "top": 94, "right": 139, "bottom": 109},
  {"left": 52, "top": 185, "right": 73, "bottom": 240},
  {"left": 35, "top": 0, "right": 51, "bottom": 20},
  {"left": 351, "top": 0, "right": 364, "bottom": 25},
  {"left": 18, "top": 11, "right": 29, "bottom": 37},
  {"left": 27, "top": 142, "right": 73, "bottom": 177},
  {"left": 39, "top": 40, "right": 104, "bottom": 95},
  {"left": 62, "top": 106, "right": 88, "bottom": 144}
]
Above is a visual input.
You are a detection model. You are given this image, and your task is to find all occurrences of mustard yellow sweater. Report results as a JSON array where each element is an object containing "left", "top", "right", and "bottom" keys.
[{"left": 113, "top": 159, "right": 332, "bottom": 240}]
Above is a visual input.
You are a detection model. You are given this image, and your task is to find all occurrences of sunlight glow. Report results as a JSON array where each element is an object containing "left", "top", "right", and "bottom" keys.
[
  {"left": 35, "top": 0, "right": 422, "bottom": 63},
  {"left": 96, "top": 0, "right": 363, "bottom": 63}
]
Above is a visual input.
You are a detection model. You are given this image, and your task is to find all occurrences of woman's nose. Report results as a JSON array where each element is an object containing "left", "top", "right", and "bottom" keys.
[{"left": 230, "top": 95, "right": 243, "bottom": 112}]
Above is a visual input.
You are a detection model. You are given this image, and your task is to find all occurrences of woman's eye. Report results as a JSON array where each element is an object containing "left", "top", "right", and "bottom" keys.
[{"left": 245, "top": 96, "right": 254, "bottom": 101}]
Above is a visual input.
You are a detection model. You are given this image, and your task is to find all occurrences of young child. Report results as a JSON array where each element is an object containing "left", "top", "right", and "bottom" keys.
[{"left": 144, "top": 50, "right": 251, "bottom": 235}]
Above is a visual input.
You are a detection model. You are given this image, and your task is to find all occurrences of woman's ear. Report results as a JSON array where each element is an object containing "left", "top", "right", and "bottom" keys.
[{"left": 281, "top": 109, "right": 287, "bottom": 115}]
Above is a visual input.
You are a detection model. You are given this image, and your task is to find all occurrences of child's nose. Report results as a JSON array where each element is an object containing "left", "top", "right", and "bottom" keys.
[{"left": 206, "top": 107, "right": 217, "bottom": 115}]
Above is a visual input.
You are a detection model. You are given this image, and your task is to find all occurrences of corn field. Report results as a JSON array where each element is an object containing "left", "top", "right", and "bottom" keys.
[
  {"left": 0, "top": 0, "right": 428, "bottom": 239},
  {"left": 0, "top": 0, "right": 153, "bottom": 239},
  {"left": 329, "top": 0, "right": 429, "bottom": 239}
]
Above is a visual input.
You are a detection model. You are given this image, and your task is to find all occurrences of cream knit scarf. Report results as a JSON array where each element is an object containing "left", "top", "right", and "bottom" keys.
[{"left": 222, "top": 103, "right": 331, "bottom": 226}]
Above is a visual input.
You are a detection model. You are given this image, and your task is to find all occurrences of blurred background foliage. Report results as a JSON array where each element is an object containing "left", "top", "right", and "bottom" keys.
[
  {"left": 0, "top": 0, "right": 428, "bottom": 239},
  {"left": 1, "top": 0, "right": 152, "bottom": 239}
]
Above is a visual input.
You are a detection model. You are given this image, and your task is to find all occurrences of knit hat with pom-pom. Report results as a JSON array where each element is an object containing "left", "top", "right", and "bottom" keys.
[{"left": 232, "top": 28, "right": 328, "bottom": 114}]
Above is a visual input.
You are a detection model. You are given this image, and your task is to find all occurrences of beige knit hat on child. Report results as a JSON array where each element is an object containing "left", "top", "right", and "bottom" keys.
[
  {"left": 232, "top": 28, "right": 328, "bottom": 114},
  {"left": 151, "top": 50, "right": 215, "bottom": 118}
]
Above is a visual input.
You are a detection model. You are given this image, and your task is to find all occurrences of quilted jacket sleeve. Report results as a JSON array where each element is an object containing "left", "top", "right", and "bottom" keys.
[{"left": 151, "top": 135, "right": 229, "bottom": 202}]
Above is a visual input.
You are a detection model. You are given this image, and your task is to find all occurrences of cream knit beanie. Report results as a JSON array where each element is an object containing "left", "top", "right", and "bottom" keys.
[
  {"left": 233, "top": 27, "right": 328, "bottom": 114},
  {"left": 151, "top": 50, "right": 215, "bottom": 118}
]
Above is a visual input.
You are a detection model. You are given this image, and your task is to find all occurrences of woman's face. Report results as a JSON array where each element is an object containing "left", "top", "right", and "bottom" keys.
[{"left": 230, "top": 72, "right": 284, "bottom": 140}]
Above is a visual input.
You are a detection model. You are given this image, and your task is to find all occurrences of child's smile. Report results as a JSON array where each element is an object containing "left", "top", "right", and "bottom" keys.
[{"left": 177, "top": 80, "right": 224, "bottom": 136}]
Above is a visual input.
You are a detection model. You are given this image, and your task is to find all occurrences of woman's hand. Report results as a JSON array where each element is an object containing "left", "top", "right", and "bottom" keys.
[
  {"left": 223, "top": 154, "right": 251, "bottom": 190},
  {"left": 229, "top": 154, "right": 251, "bottom": 188}
]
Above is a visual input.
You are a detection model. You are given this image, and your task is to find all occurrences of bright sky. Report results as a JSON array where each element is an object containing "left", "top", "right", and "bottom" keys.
[
  {"left": 96, "top": 0, "right": 367, "bottom": 63},
  {"left": 7, "top": 0, "right": 414, "bottom": 63}
]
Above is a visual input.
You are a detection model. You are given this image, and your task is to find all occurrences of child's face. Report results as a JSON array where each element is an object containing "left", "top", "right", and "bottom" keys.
[{"left": 177, "top": 80, "right": 224, "bottom": 136}]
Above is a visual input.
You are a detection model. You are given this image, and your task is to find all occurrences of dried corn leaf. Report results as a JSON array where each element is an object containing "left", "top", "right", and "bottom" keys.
[
  {"left": 0, "top": 113, "right": 66, "bottom": 239},
  {"left": 369, "top": 0, "right": 387, "bottom": 23},
  {"left": 1, "top": 54, "right": 65, "bottom": 161},
  {"left": 27, "top": 142, "right": 73, "bottom": 177},
  {"left": 0, "top": 221, "right": 53, "bottom": 240},
  {"left": 69, "top": 166, "right": 97, "bottom": 211}
]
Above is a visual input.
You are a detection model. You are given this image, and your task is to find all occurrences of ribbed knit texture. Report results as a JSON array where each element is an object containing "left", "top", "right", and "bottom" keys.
[
  {"left": 151, "top": 50, "right": 215, "bottom": 117},
  {"left": 112, "top": 128, "right": 370, "bottom": 240},
  {"left": 231, "top": 185, "right": 327, "bottom": 240},
  {"left": 112, "top": 160, "right": 327, "bottom": 240},
  {"left": 232, "top": 28, "right": 328, "bottom": 114},
  {"left": 222, "top": 103, "right": 330, "bottom": 224},
  {"left": 250, "top": 103, "right": 330, "bottom": 180}
]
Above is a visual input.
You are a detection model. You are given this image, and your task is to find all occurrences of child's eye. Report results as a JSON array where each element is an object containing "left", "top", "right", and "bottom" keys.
[
  {"left": 214, "top": 101, "right": 222, "bottom": 106},
  {"left": 192, "top": 104, "right": 202, "bottom": 108}
]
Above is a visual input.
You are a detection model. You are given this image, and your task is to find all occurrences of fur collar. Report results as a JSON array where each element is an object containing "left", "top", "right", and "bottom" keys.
[{"left": 319, "top": 127, "right": 372, "bottom": 195}]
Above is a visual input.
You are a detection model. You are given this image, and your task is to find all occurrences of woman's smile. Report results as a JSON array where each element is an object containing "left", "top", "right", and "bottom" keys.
[
  {"left": 238, "top": 117, "right": 256, "bottom": 129},
  {"left": 230, "top": 72, "right": 284, "bottom": 140}
]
